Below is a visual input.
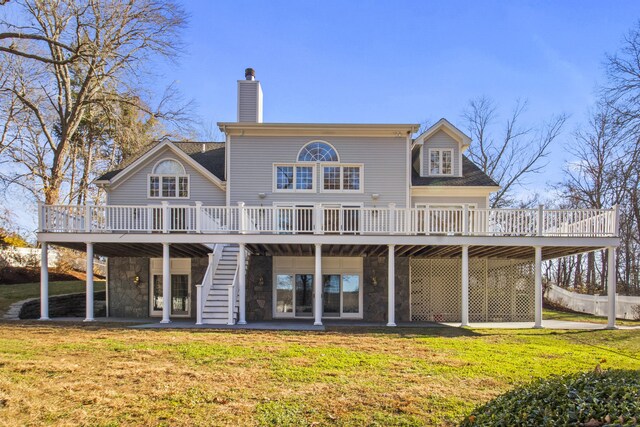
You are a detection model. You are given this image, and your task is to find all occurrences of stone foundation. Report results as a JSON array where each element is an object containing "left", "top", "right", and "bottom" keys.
[
  {"left": 107, "top": 257, "right": 150, "bottom": 318},
  {"left": 363, "top": 256, "right": 410, "bottom": 322},
  {"left": 246, "top": 256, "right": 273, "bottom": 321},
  {"left": 19, "top": 291, "right": 107, "bottom": 319}
]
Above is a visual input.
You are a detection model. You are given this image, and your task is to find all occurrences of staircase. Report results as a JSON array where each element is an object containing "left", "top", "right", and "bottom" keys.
[{"left": 201, "top": 244, "right": 240, "bottom": 324}]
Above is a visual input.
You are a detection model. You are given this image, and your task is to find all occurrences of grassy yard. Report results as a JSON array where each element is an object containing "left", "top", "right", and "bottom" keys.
[
  {"left": 0, "top": 323, "right": 638, "bottom": 426},
  {"left": 543, "top": 307, "right": 640, "bottom": 327},
  {"left": 0, "top": 281, "right": 105, "bottom": 316}
]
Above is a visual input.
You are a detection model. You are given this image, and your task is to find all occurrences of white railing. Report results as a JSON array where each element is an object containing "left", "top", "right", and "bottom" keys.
[
  {"left": 196, "top": 246, "right": 219, "bottom": 325},
  {"left": 38, "top": 203, "right": 619, "bottom": 238},
  {"left": 228, "top": 266, "right": 239, "bottom": 325}
]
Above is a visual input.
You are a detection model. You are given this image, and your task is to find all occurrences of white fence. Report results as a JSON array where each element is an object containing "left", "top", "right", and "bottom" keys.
[
  {"left": 39, "top": 203, "right": 619, "bottom": 237},
  {"left": 546, "top": 284, "right": 640, "bottom": 320},
  {"left": 0, "top": 247, "right": 59, "bottom": 268}
]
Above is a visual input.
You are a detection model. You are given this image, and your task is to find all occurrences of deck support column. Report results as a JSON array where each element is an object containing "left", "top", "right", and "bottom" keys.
[
  {"left": 40, "top": 242, "right": 50, "bottom": 320},
  {"left": 387, "top": 244, "right": 396, "bottom": 327},
  {"left": 534, "top": 246, "right": 543, "bottom": 328},
  {"left": 238, "top": 243, "right": 247, "bottom": 325},
  {"left": 84, "top": 242, "right": 95, "bottom": 322},
  {"left": 607, "top": 246, "right": 617, "bottom": 329},
  {"left": 161, "top": 243, "right": 171, "bottom": 324},
  {"left": 461, "top": 245, "right": 469, "bottom": 327},
  {"left": 314, "top": 243, "right": 323, "bottom": 326}
]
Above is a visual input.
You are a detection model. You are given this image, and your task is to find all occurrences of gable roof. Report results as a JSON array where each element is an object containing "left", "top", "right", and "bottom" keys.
[
  {"left": 413, "top": 118, "right": 472, "bottom": 148},
  {"left": 411, "top": 148, "right": 499, "bottom": 187},
  {"left": 96, "top": 140, "right": 225, "bottom": 187}
]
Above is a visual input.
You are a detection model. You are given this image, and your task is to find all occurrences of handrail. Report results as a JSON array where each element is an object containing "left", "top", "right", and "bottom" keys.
[
  {"left": 197, "top": 247, "right": 218, "bottom": 325},
  {"left": 227, "top": 265, "right": 239, "bottom": 325},
  {"left": 38, "top": 203, "right": 619, "bottom": 238}
]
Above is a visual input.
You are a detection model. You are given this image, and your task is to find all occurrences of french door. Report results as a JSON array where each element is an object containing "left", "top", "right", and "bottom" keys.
[
  {"left": 151, "top": 274, "right": 190, "bottom": 316},
  {"left": 274, "top": 272, "right": 361, "bottom": 318}
]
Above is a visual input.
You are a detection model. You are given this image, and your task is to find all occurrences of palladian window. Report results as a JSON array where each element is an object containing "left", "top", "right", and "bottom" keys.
[
  {"left": 297, "top": 141, "right": 339, "bottom": 162},
  {"left": 149, "top": 159, "right": 189, "bottom": 198}
]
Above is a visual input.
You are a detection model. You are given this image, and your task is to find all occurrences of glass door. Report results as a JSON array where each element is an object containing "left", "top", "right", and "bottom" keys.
[
  {"left": 322, "top": 275, "right": 341, "bottom": 317},
  {"left": 295, "top": 274, "right": 314, "bottom": 317},
  {"left": 151, "top": 274, "right": 190, "bottom": 316}
]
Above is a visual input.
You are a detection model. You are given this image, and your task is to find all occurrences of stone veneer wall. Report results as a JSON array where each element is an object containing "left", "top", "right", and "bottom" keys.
[
  {"left": 246, "top": 256, "right": 273, "bottom": 321},
  {"left": 108, "top": 257, "right": 149, "bottom": 318},
  {"left": 190, "top": 257, "right": 209, "bottom": 319},
  {"left": 363, "top": 256, "right": 410, "bottom": 322}
]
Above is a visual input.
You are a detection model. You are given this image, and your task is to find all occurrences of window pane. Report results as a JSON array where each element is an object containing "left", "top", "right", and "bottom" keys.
[
  {"left": 153, "top": 275, "right": 163, "bottom": 311},
  {"left": 296, "top": 166, "right": 314, "bottom": 190},
  {"left": 171, "top": 274, "right": 189, "bottom": 315},
  {"left": 442, "top": 151, "right": 452, "bottom": 175},
  {"left": 342, "top": 274, "right": 360, "bottom": 313},
  {"left": 178, "top": 177, "right": 189, "bottom": 197},
  {"left": 154, "top": 159, "right": 185, "bottom": 174},
  {"left": 343, "top": 166, "right": 360, "bottom": 190},
  {"left": 295, "top": 274, "right": 314, "bottom": 317},
  {"left": 323, "top": 166, "right": 341, "bottom": 190},
  {"left": 298, "top": 142, "right": 338, "bottom": 162},
  {"left": 322, "top": 274, "right": 340, "bottom": 316},
  {"left": 162, "top": 177, "right": 176, "bottom": 197},
  {"left": 149, "top": 176, "right": 160, "bottom": 197},
  {"left": 276, "top": 274, "right": 294, "bottom": 313},
  {"left": 276, "top": 166, "right": 294, "bottom": 190},
  {"left": 430, "top": 151, "right": 440, "bottom": 174}
]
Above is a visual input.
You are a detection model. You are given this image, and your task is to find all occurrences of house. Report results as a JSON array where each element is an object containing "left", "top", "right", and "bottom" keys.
[{"left": 36, "top": 69, "right": 620, "bottom": 328}]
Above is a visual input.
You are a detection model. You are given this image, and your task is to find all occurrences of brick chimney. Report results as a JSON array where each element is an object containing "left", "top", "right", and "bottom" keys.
[{"left": 237, "top": 68, "right": 263, "bottom": 123}]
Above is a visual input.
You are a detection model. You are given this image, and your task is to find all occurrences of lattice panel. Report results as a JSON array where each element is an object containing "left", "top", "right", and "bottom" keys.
[
  {"left": 411, "top": 258, "right": 535, "bottom": 323},
  {"left": 411, "top": 259, "right": 461, "bottom": 322}
]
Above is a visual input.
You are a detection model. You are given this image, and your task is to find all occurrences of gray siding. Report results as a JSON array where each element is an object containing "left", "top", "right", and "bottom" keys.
[
  {"left": 107, "top": 146, "right": 226, "bottom": 206},
  {"left": 229, "top": 135, "right": 408, "bottom": 207},
  {"left": 238, "top": 81, "right": 262, "bottom": 122},
  {"left": 421, "top": 130, "right": 461, "bottom": 177},
  {"left": 412, "top": 195, "right": 487, "bottom": 208}
]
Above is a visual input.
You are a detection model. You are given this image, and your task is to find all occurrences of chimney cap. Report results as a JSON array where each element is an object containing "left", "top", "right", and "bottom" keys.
[{"left": 245, "top": 68, "right": 255, "bottom": 80}]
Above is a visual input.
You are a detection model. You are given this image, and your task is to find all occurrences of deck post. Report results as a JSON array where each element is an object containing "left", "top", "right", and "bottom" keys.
[
  {"left": 388, "top": 203, "right": 396, "bottom": 234},
  {"left": 461, "top": 244, "right": 469, "bottom": 327},
  {"left": 161, "top": 242, "right": 171, "bottom": 323},
  {"left": 463, "top": 204, "right": 469, "bottom": 235},
  {"left": 534, "top": 246, "right": 543, "bottom": 328},
  {"left": 537, "top": 204, "right": 544, "bottom": 236},
  {"left": 84, "top": 242, "right": 95, "bottom": 322},
  {"left": 238, "top": 243, "right": 247, "bottom": 325},
  {"left": 40, "top": 242, "right": 50, "bottom": 320},
  {"left": 607, "top": 246, "right": 617, "bottom": 329},
  {"left": 162, "top": 201, "right": 169, "bottom": 233},
  {"left": 387, "top": 244, "right": 396, "bottom": 327},
  {"left": 195, "top": 201, "right": 202, "bottom": 233},
  {"left": 314, "top": 243, "right": 323, "bottom": 326}
]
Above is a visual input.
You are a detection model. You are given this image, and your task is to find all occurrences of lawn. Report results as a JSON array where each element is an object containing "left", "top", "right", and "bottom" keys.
[
  {"left": 0, "top": 281, "right": 105, "bottom": 316},
  {"left": 543, "top": 307, "right": 640, "bottom": 327},
  {"left": 0, "top": 323, "right": 638, "bottom": 426}
]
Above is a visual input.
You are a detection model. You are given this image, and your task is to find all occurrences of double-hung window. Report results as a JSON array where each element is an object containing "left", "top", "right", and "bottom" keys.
[
  {"left": 149, "top": 159, "right": 189, "bottom": 198},
  {"left": 321, "top": 165, "right": 363, "bottom": 192},
  {"left": 274, "top": 164, "right": 315, "bottom": 191},
  {"left": 429, "top": 149, "right": 453, "bottom": 175}
]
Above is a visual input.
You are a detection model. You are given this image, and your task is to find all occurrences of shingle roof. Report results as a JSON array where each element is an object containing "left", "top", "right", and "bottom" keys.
[
  {"left": 411, "top": 149, "right": 499, "bottom": 187},
  {"left": 96, "top": 142, "right": 225, "bottom": 182}
]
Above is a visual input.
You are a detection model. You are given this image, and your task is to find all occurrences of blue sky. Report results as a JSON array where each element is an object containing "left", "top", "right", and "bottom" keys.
[{"left": 151, "top": 0, "right": 640, "bottom": 196}]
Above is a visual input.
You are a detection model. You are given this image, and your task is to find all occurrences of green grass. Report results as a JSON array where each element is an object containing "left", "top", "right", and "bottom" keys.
[
  {"left": 543, "top": 307, "right": 640, "bottom": 327},
  {"left": 0, "top": 324, "right": 638, "bottom": 426},
  {"left": 0, "top": 280, "right": 105, "bottom": 315}
]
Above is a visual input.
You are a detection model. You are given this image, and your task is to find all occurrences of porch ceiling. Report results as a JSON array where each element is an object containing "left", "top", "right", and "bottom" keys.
[
  {"left": 50, "top": 241, "right": 211, "bottom": 258},
  {"left": 246, "top": 243, "right": 603, "bottom": 260}
]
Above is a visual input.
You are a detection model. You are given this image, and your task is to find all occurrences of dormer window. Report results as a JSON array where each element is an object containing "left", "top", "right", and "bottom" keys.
[
  {"left": 429, "top": 149, "right": 453, "bottom": 176},
  {"left": 149, "top": 159, "right": 189, "bottom": 198}
]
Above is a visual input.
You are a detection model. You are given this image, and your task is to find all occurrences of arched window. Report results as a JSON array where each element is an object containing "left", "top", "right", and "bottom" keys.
[
  {"left": 297, "top": 141, "right": 339, "bottom": 162},
  {"left": 149, "top": 158, "right": 189, "bottom": 198},
  {"left": 153, "top": 159, "right": 186, "bottom": 175}
]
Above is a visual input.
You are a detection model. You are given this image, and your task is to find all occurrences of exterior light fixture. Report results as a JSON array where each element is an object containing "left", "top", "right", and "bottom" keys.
[
  {"left": 371, "top": 194, "right": 380, "bottom": 200},
  {"left": 133, "top": 276, "right": 141, "bottom": 286},
  {"left": 258, "top": 193, "right": 266, "bottom": 199}
]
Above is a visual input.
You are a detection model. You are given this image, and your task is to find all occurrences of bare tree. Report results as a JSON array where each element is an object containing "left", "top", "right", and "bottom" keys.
[
  {"left": 0, "top": 0, "right": 189, "bottom": 204},
  {"left": 463, "top": 96, "right": 567, "bottom": 208}
]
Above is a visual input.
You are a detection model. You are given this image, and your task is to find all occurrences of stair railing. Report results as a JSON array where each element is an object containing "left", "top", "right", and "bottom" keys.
[
  {"left": 227, "top": 265, "right": 239, "bottom": 325},
  {"left": 196, "top": 244, "right": 224, "bottom": 325}
]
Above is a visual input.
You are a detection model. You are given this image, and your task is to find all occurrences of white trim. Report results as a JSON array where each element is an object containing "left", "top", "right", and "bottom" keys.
[
  {"left": 296, "top": 140, "right": 341, "bottom": 163},
  {"left": 419, "top": 146, "right": 424, "bottom": 178},
  {"left": 225, "top": 133, "right": 231, "bottom": 207},
  {"left": 411, "top": 186, "right": 499, "bottom": 197},
  {"left": 272, "top": 163, "right": 317, "bottom": 193},
  {"left": 406, "top": 134, "right": 411, "bottom": 209},
  {"left": 414, "top": 118, "right": 471, "bottom": 148},
  {"left": 415, "top": 202, "right": 478, "bottom": 209},
  {"left": 107, "top": 140, "right": 225, "bottom": 191},
  {"left": 319, "top": 163, "right": 365, "bottom": 194},
  {"left": 151, "top": 158, "right": 186, "bottom": 175},
  {"left": 427, "top": 148, "right": 454, "bottom": 176},
  {"left": 147, "top": 173, "right": 190, "bottom": 199},
  {"left": 149, "top": 257, "right": 192, "bottom": 318}
]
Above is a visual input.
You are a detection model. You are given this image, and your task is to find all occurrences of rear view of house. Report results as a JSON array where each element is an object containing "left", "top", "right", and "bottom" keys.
[{"left": 37, "top": 69, "right": 620, "bottom": 328}]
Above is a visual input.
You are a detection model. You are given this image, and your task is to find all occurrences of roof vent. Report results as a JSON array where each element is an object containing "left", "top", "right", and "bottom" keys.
[{"left": 245, "top": 68, "right": 255, "bottom": 81}]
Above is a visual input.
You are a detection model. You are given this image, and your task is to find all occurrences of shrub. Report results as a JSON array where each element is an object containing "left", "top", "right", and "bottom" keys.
[{"left": 461, "top": 367, "right": 639, "bottom": 427}]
